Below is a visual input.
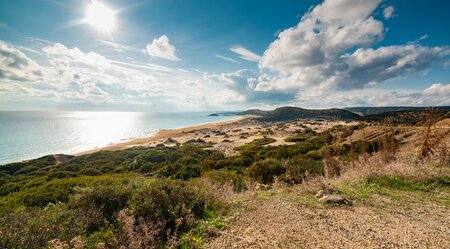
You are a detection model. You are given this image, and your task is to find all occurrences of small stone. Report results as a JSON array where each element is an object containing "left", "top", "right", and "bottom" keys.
[{"left": 318, "top": 194, "right": 352, "bottom": 205}]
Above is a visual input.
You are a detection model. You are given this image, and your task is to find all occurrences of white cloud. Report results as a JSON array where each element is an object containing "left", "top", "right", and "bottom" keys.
[
  {"left": 204, "top": 69, "right": 296, "bottom": 103},
  {"left": 311, "top": 0, "right": 381, "bottom": 23},
  {"left": 180, "top": 79, "right": 198, "bottom": 87},
  {"left": 250, "top": 0, "right": 450, "bottom": 99},
  {"left": 0, "top": 41, "right": 177, "bottom": 107},
  {"left": 292, "top": 86, "right": 450, "bottom": 108},
  {"left": 229, "top": 46, "right": 261, "bottom": 62},
  {"left": 145, "top": 35, "right": 180, "bottom": 61},
  {"left": 1, "top": 41, "right": 238, "bottom": 111},
  {"left": 0, "top": 40, "right": 43, "bottom": 82},
  {"left": 383, "top": 6, "right": 395, "bottom": 20},
  {"left": 260, "top": 0, "right": 385, "bottom": 73},
  {"left": 422, "top": 83, "right": 450, "bottom": 96},
  {"left": 215, "top": 54, "right": 239, "bottom": 63},
  {"left": 97, "top": 39, "right": 132, "bottom": 52}
]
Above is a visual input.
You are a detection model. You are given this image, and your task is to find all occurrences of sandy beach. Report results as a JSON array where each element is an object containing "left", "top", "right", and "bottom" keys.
[
  {"left": 76, "top": 115, "right": 359, "bottom": 156},
  {"left": 75, "top": 115, "right": 250, "bottom": 155}
]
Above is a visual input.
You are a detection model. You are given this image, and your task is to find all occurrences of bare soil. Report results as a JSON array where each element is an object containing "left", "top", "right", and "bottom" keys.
[{"left": 207, "top": 188, "right": 450, "bottom": 249}]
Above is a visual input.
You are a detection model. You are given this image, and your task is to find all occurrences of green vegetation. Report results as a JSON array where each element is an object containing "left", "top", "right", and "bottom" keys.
[
  {"left": 361, "top": 110, "right": 450, "bottom": 126},
  {"left": 248, "top": 159, "right": 285, "bottom": 184},
  {"left": 2, "top": 120, "right": 440, "bottom": 248},
  {"left": 0, "top": 127, "right": 332, "bottom": 248},
  {"left": 334, "top": 175, "right": 450, "bottom": 208}
]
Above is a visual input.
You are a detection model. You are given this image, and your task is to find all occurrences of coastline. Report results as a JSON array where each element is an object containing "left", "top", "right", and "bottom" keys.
[{"left": 75, "top": 115, "right": 251, "bottom": 156}]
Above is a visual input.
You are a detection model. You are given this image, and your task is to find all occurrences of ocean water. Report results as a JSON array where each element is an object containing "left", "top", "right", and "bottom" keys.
[{"left": 0, "top": 111, "right": 235, "bottom": 165}]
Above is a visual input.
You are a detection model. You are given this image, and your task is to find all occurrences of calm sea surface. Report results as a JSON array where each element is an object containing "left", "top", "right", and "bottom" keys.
[{"left": 0, "top": 111, "right": 235, "bottom": 165}]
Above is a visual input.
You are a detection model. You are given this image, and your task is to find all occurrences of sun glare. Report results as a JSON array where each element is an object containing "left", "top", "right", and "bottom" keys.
[{"left": 85, "top": 1, "right": 115, "bottom": 32}]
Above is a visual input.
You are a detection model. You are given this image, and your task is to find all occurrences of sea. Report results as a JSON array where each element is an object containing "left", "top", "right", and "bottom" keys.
[{"left": 0, "top": 111, "right": 236, "bottom": 165}]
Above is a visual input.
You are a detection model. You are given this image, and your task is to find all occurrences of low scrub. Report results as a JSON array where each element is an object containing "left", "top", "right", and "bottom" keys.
[{"left": 247, "top": 159, "right": 285, "bottom": 184}]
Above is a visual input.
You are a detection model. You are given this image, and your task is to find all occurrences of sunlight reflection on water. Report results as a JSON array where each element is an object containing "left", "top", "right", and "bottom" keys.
[{"left": 0, "top": 111, "right": 233, "bottom": 164}]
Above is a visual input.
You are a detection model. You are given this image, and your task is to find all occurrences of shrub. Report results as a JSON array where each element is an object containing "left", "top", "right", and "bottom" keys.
[
  {"left": 69, "top": 184, "right": 131, "bottom": 225},
  {"left": 79, "top": 168, "right": 102, "bottom": 176},
  {"left": 247, "top": 159, "right": 285, "bottom": 184},
  {"left": 284, "top": 158, "right": 324, "bottom": 183},
  {"left": 203, "top": 170, "right": 246, "bottom": 192},
  {"left": 173, "top": 164, "right": 202, "bottom": 180},
  {"left": 129, "top": 179, "right": 211, "bottom": 242},
  {"left": 0, "top": 203, "right": 102, "bottom": 249}
]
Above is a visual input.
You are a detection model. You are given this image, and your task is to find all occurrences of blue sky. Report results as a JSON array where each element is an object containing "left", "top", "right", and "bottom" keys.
[{"left": 0, "top": 0, "right": 449, "bottom": 111}]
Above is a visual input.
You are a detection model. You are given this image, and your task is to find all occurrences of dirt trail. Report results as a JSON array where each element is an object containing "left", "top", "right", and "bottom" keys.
[{"left": 207, "top": 193, "right": 450, "bottom": 249}]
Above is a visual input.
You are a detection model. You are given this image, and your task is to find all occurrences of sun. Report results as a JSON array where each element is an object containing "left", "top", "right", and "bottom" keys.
[{"left": 85, "top": 1, "right": 116, "bottom": 32}]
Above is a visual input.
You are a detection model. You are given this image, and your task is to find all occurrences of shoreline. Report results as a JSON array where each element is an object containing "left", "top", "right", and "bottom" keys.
[{"left": 75, "top": 115, "right": 251, "bottom": 156}]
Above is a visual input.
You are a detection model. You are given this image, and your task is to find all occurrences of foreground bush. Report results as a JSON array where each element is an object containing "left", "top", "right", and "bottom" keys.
[
  {"left": 0, "top": 177, "right": 217, "bottom": 248},
  {"left": 283, "top": 158, "right": 324, "bottom": 183},
  {"left": 248, "top": 159, "right": 285, "bottom": 184},
  {"left": 128, "top": 179, "right": 213, "bottom": 245}
]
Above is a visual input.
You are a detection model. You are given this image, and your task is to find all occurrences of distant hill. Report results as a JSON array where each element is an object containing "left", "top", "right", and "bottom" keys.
[
  {"left": 209, "top": 106, "right": 450, "bottom": 122},
  {"left": 238, "top": 109, "right": 270, "bottom": 116},
  {"left": 209, "top": 109, "right": 270, "bottom": 117},
  {"left": 360, "top": 110, "right": 450, "bottom": 126},
  {"left": 239, "top": 107, "right": 361, "bottom": 122},
  {"left": 344, "top": 106, "right": 450, "bottom": 116}
]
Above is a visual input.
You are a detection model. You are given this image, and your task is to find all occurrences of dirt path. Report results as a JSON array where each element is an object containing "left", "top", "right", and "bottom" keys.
[{"left": 207, "top": 191, "right": 450, "bottom": 249}]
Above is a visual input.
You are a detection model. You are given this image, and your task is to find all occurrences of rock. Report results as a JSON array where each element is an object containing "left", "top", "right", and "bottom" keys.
[
  {"left": 70, "top": 236, "right": 84, "bottom": 249},
  {"left": 318, "top": 194, "right": 352, "bottom": 205}
]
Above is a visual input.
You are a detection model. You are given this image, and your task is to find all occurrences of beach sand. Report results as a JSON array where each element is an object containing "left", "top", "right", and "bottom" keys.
[
  {"left": 75, "top": 116, "right": 250, "bottom": 155},
  {"left": 76, "top": 116, "right": 358, "bottom": 156}
]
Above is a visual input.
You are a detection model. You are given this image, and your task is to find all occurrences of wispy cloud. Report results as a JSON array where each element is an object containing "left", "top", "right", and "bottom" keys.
[
  {"left": 215, "top": 54, "right": 239, "bottom": 63},
  {"left": 110, "top": 59, "right": 174, "bottom": 73},
  {"left": 97, "top": 39, "right": 133, "bottom": 52},
  {"left": 229, "top": 46, "right": 261, "bottom": 62}
]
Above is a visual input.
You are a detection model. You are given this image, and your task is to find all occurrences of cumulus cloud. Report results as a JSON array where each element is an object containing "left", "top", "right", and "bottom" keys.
[
  {"left": 259, "top": 0, "right": 385, "bottom": 74},
  {"left": 0, "top": 41, "right": 42, "bottom": 81},
  {"left": 292, "top": 85, "right": 450, "bottom": 108},
  {"left": 249, "top": 0, "right": 450, "bottom": 98},
  {"left": 0, "top": 41, "right": 181, "bottom": 108},
  {"left": 229, "top": 46, "right": 261, "bottom": 62},
  {"left": 422, "top": 83, "right": 450, "bottom": 96},
  {"left": 383, "top": 6, "right": 395, "bottom": 19},
  {"left": 145, "top": 35, "right": 180, "bottom": 61},
  {"left": 204, "top": 69, "right": 296, "bottom": 103},
  {"left": 1, "top": 41, "right": 237, "bottom": 111}
]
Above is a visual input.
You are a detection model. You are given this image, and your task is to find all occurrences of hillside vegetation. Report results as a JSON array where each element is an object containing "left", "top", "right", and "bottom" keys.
[{"left": 0, "top": 113, "right": 449, "bottom": 248}]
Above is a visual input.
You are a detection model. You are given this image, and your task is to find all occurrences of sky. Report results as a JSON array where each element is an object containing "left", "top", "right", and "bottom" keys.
[{"left": 0, "top": 0, "right": 449, "bottom": 112}]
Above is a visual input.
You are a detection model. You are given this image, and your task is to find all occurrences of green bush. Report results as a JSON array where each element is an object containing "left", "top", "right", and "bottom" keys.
[
  {"left": 284, "top": 158, "right": 324, "bottom": 183},
  {"left": 79, "top": 168, "right": 102, "bottom": 176},
  {"left": 247, "top": 159, "right": 285, "bottom": 184},
  {"left": 0, "top": 203, "right": 102, "bottom": 249},
  {"left": 129, "top": 179, "right": 211, "bottom": 242},
  {"left": 173, "top": 164, "right": 202, "bottom": 180},
  {"left": 69, "top": 184, "right": 131, "bottom": 225},
  {"left": 203, "top": 170, "right": 246, "bottom": 192}
]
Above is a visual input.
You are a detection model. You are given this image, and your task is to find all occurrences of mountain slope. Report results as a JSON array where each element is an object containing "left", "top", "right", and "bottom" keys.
[{"left": 255, "top": 107, "right": 361, "bottom": 121}]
